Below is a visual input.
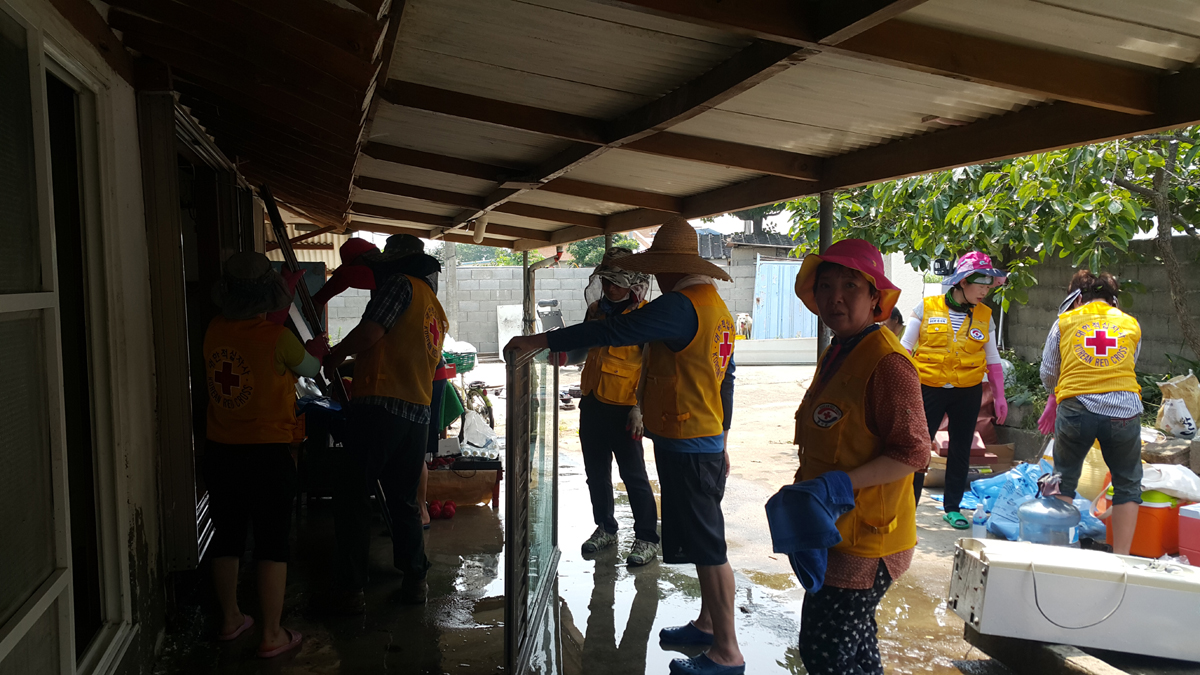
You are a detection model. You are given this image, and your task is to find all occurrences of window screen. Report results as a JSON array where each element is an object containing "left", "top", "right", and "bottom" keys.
[
  {"left": 0, "top": 8, "right": 42, "bottom": 294},
  {"left": 0, "top": 596, "right": 60, "bottom": 675},
  {"left": 0, "top": 315, "right": 55, "bottom": 627}
]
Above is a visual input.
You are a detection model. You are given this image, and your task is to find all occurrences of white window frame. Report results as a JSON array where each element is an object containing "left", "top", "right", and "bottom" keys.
[{"left": 0, "top": 3, "right": 134, "bottom": 673}]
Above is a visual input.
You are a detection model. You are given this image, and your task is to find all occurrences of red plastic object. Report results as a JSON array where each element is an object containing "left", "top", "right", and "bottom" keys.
[
  {"left": 428, "top": 501, "right": 442, "bottom": 519},
  {"left": 442, "top": 501, "right": 456, "bottom": 519},
  {"left": 434, "top": 363, "right": 456, "bottom": 380}
]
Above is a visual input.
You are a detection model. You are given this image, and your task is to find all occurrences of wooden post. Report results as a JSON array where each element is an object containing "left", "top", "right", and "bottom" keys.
[
  {"left": 444, "top": 241, "right": 458, "bottom": 339},
  {"left": 816, "top": 191, "right": 834, "bottom": 355},
  {"left": 522, "top": 251, "right": 534, "bottom": 336}
]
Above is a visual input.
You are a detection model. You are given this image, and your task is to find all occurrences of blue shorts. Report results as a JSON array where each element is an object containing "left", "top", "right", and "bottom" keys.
[
  {"left": 1055, "top": 397, "right": 1143, "bottom": 505},
  {"left": 654, "top": 447, "right": 727, "bottom": 566}
]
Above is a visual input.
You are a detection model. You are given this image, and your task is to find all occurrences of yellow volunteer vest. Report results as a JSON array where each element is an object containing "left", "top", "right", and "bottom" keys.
[
  {"left": 794, "top": 328, "right": 918, "bottom": 558},
  {"left": 204, "top": 316, "right": 298, "bottom": 445},
  {"left": 1055, "top": 301, "right": 1141, "bottom": 401},
  {"left": 353, "top": 275, "right": 449, "bottom": 405},
  {"left": 580, "top": 300, "right": 647, "bottom": 407},
  {"left": 643, "top": 284, "right": 735, "bottom": 439},
  {"left": 913, "top": 295, "right": 991, "bottom": 388}
]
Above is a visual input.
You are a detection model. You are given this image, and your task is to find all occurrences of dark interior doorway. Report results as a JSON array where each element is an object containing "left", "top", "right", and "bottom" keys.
[{"left": 45, "top": 71, "right": 103, "bottom": 661}]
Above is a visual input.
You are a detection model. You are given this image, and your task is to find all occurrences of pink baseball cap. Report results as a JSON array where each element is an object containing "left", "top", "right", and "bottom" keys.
[{"left": 794, "top": 239, "right": 901, "bottom": 321}]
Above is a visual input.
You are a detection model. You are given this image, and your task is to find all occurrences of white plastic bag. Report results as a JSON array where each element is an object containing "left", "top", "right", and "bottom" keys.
[
  {"left": 1158, "top": 398, "right": 1197, "bottom": 439},
  {"left": 462, "top": 410, "right": 497, "bottom": 449},
  {"left": 1141, "top": 464, "right": 1200, "bottom": 502}
]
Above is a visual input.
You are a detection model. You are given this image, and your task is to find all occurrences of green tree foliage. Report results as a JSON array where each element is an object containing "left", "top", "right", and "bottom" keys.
[
  {"left": 447, "top": 242, "right": 542, "bottom": 266},
  {"left": 732, "top": 204, "right": 784, "bottom": 233},
  {"left": 784, "top": 129, "right": 1200, "bottom": 332},
  {"left": 565, "top": 234, "right": 639, "bottom": 267}
]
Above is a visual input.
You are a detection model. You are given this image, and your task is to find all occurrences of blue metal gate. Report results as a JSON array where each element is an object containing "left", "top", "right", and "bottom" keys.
[{"left": 750, "top": 256, "right": 818, "bottom": 339}]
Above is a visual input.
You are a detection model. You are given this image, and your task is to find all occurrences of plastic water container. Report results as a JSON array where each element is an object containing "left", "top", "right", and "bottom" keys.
[{"left": 1018, "top": 496, "right": 1081, "bottom": 546}]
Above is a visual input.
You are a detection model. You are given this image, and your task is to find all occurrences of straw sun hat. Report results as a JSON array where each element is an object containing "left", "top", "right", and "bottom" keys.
[{"left": 609, "top": 217, "right": 732, "bottom": 282}]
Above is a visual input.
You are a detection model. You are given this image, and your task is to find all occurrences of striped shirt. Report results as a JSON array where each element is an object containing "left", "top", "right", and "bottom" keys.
[
  {"left": 354, "top": 273, "right": 432, "bottom": 425},
  {"left": 1040, "top": 322, "right": 1143, "bottom": 419}
]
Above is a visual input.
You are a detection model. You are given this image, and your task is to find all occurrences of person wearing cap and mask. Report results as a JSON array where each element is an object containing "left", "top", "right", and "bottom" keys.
[
  {"left": 204, "top": 252, "right": 320, "bottom": 658},
  {"left": 322, "top": 234, "right": 448, "bottom": 609},
  {"left": 1039, "top": 270, "right": 1143, "bottom": 555},
  {"left": 507, "top": 218, "right": 741, "bottom": 675},
  {"left": 308, "top": 237, "right": 446, "bottom": 529},
  {"left": 900, "top": 252, "right": 1008, "bottom": 529},
  {"left": 791, "top": 239, "right": 930, "bottom": 675},
  {"left": 560, "top": 248, "right": 661, "bottom": 566}
]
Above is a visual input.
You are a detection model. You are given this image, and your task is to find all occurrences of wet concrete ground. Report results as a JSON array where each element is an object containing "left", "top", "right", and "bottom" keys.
[{"left": 153, "top": 364, "right": 1011, "bottom": 674}]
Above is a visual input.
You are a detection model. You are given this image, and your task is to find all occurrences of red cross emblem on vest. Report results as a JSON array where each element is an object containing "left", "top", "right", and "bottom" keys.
[
  {"left": 428, "top": 319, "right": 441, "bottom": 347},
  {"left": 718, "top": 331, "right": 733, "bottom": 369},
  {"left": 1085, "top": 329, "right": 1117, "bottom": 357},
  {"left": 214, "top": 361, "right": 240, "bottom": 395}
]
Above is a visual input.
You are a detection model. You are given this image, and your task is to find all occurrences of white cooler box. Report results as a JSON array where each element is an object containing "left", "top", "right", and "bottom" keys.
[{"left": 949, "top": 538, "right": 1200, "bottom": 662}]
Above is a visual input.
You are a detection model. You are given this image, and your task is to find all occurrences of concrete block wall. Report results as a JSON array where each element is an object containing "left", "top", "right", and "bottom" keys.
[
  {"left": 1005, "top": 236, "right": 1200, "bottom": 372},
  {"left": 325, "top": 256, "right": 764, "bottom": 354}
]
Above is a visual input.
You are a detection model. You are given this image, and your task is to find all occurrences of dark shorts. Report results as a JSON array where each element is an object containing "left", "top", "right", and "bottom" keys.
[
  {"left": 1055, "top": 397, "right": 1143, "bottom": 505},
  {"left": 203, "top": 441, "right": 297, "bottom": 563},
  {"left": 653, "top": 447, "right": 727, "bottom": 566}
]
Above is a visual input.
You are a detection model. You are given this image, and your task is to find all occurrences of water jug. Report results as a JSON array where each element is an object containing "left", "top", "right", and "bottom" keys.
[{"left": 1018, "top": 496, "right": 1081, "bottom": 546}]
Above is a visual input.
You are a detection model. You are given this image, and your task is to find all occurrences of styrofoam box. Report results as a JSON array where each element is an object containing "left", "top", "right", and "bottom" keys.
[
  {"left": 437, "top": 438, "right": 461, "bottom": 457},
  {"left": 949, "top": 538, "right": 1200, "bottom": 661}
]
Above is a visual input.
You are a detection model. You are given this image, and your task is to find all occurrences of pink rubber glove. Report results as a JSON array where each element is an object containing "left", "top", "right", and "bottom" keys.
[
  {"left": 549, "top": 352, "right": 568, "bottom": 367},
  {"left": 987, "top": 363, "right": 1008, "bottom": 425},
  {"left": 1038, "top": 394, "right": 1057, "bottom": 436},
  {"left": 305, "top": 336, "right": 330, "bottom": 360}
]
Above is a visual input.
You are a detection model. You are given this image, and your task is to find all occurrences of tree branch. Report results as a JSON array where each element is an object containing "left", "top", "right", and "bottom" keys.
[
  {"left": 1132, "top": 133, "right": 1195, "bottom": 145},
  {"left": 1173, "top": 213, "right": 1200, "bottom": 241},
  {"left": 1111, "top": 176, "right": 1157, "bottom": 198}
]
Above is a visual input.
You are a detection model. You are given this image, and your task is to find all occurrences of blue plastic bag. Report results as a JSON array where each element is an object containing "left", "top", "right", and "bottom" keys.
[{"left": 985, "top": 461, "right": 1053, "bottom": 541}]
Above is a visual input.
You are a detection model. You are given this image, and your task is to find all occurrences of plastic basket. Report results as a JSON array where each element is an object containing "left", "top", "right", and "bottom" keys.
[{"left": 444, "top": 351, "right": 476, "bottom": 374}]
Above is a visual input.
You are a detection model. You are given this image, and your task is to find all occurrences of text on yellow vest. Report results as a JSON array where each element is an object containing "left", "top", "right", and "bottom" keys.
[
  {"left": 353, "top": 275, "right": 449, "bottom": 405},
  {"left": 794, "top": 328, "right": 918, "bottom": 558},
  {"left": 1055, "top": 301, "right": 1141, "bottom": 402},
  {"left": 204, "top": 316, "right": 298, "bottom": 445},
  {"left": 580, "top": 300, "right": 646, "bottom": 407},
  {"left": 912, "top": 295, "right": 991, "bottom": 388},
  {"left": 643, "top": 284, "right": 735, "bottom": 439}
]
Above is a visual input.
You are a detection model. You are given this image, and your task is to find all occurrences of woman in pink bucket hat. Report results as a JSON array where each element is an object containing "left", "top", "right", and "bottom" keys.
[
  {"left": 899, "top": 251, "right": 1008, "bottom": 529},
  {"left": 788, "top": 239, "right": 930, "bottom": 674}
]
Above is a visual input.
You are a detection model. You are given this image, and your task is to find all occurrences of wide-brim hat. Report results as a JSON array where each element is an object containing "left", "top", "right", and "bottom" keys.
[
  {"left": 944, "top": 251, "right": 1007, "bottom": 288},
  {"left": 212, "top": 251, "right": 293, "bottom": 320},
  {"left": 608, "top": 217, "right": 732, "bottom": 282},
  {"left": 794, "top": 239, "right": 901, "bottom": 322}
]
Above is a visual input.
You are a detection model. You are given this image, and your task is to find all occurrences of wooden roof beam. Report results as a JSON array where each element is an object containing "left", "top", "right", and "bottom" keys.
[
  {"left": 605, "top": 67, "right": 1200, "bottom": 232},
  {"left": 349, "top": 203, "right": 552, "bottom": 241},
  {"left": 223, "top": 0, "right": 386, "bottom": 63},
  {"left": 353, "top": 176, "right": 605, "bottom": 229},
  {"left": 379, "top": 82, "right": 822, "bottom": 181},
  {"left": 349, "top": 221, "right": 515, "bottom": 249},
  {"left": 360, "top": 142, "right": 682, "bottom": 212},
  {"left": 48, "top": 0, "right": 135, "bottom": 84},
  {"left": 594, "top": 1, "right": 1156, "bottom": 115},
  {"left": 809, "top": 0, "right": 933, "bottom": 44}
]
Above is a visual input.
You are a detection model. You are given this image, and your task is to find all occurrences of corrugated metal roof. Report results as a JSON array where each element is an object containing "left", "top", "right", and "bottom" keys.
[
  {"left": 565, "top": 150, "right": 764, "bottom": 196},
  {"left": 356, "top": 156, "right": 496, "bottom": 196},
  {"left": 674, "top": 51, "right": 1045, "bottom": 157},
  {"left": 350, "top": 188, "right": 461, "bottom": 216},
  {"left": 507, "top": 189, "right": 631, "bottom": 216},
  {"left": 390, "top": 0, "right": 746, "bottom": 118},
  {"left": 264, "top": 221, "right": 357, "bottom": 272},
  {"left": 904, "top": 0, "right": 1200, "bottom": 70},
  {"left": 370, "top": 105, "right": 570, "bottom": 167}
]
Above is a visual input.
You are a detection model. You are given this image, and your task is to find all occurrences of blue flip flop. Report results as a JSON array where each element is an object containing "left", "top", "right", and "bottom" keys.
[
  {"left": 659, "top": 622, "right": 714, "bottom": 645},
  {"left": 668, "top": 653, "right": 745, "bottom": 675}
]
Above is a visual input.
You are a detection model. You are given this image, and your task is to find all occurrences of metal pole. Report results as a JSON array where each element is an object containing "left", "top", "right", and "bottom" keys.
[
  {"left": 604, "top": 232, "right": 613, "bottom": 250},
  {"left": 816, "top": 191, "right": 834, "bottom": 355}
]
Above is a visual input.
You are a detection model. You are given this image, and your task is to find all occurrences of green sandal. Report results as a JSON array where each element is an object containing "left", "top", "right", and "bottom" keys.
[{"left": 943, "top": 511, "right": 970, "bottom": 530}]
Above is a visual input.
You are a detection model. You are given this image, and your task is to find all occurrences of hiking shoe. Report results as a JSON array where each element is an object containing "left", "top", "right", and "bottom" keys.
[
  {"left": 626, "top": 539, "right": 660, "bottom": 567},
  {"left": 581, "top": 527, "right": 617, "bottom": 554}
]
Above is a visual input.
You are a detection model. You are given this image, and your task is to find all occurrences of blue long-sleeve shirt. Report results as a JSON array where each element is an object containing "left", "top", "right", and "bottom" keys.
[{"left": 547, "top": 290, "right": 735, "bottom": 453}]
